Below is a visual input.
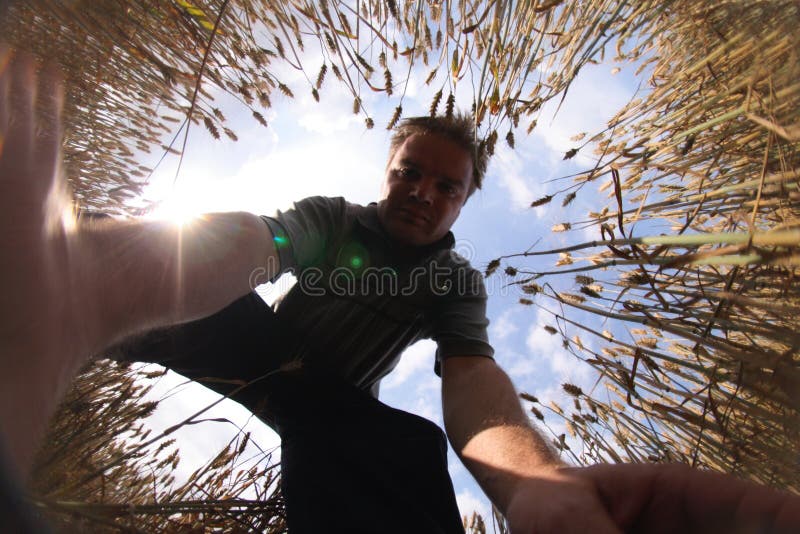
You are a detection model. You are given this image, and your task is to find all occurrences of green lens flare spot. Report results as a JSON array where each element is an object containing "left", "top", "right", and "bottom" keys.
[
  {"left": 273, "top": 235, "right": 289, "bottom": 247},
  {"left": 336, "top": 241, "right": 369, "bottom": 270}
]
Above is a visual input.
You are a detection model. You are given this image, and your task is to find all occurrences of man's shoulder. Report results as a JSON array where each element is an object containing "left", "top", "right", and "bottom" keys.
[
  {"left": 278, "top": 196, "right": 357, "bottom": 225},
  {"left": 291, "top": 196, "right": 373, "bottom": 218},
  {"left": 291, "top": 195, "right": 348, "bottom": 210},
  {"left": 429, "top": 247, "right": 479, "bottom": 272},
  {"left": 423, "top": 248, "right": 486, "bottom": 300}
]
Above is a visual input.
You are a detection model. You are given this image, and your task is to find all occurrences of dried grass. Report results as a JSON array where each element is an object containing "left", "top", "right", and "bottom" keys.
[
  {"left": 29, "top": 361, "right": 285, "bottom": 532},
  {"left": 491, "top": 1, "right": 800, "bottom": 492}
]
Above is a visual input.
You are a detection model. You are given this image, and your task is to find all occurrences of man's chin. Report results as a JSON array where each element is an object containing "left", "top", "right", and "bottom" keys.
[
  {"left": 403, "top": 236, "right": 435, "bottom": 247},
  {"left": 385, "top": 221, "right": 437, "bottom": 247},
  {"left": 378, "top": 209, "right": 442, "bottom": 246}
]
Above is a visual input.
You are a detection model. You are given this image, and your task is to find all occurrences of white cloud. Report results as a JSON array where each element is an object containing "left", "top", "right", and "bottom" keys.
[
  {"left": 404, "top": 374, "right": 444, "bottom": 425},
  {"left": 379, "top": 350, "right": 442, "bottom": 427},
  {"left": 490, "top": 309, "right": 519, "bottom": 341},
  {"left": 525, "top": 309, "right": 591, "bottom": 386},
  {"left": 506, "top": 350, "right": 539, "bottom": 378},
  {"left": 294, "top": 70, "right": 371, "bottom": 135},
  {"left": 491, "top": 144, "right": 539, "bottom": 211},
  {"left": 383, "top": 339, "right": 437, "bottom": 390},
  {"left": 410, "top": 397, "right": 440, "bottom": 424},
  {"left": 298, "top": 110, "right": 362, "bottom": 135},
  {"left": 143, "top": 127, "right": 387, "bottom": 219},
  {"left": 456, "top": 489, "right": 492, "bottom": 527},
  {"left": 580, "top": 219, "right": 602, "bottom": 243},
  {"left": 231, "top": 137, "right": 385, "bottom": 213},
  {"left": 532, "top": 62, "right": 635, "bottom": 166},
  {"left": 447, "top": 453, "right": 467, "bottom": 480}
]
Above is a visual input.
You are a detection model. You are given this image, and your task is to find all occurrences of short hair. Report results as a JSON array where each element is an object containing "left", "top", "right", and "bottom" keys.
[{"left": 388, "top": 112, "right": 488, "bottom": 196}]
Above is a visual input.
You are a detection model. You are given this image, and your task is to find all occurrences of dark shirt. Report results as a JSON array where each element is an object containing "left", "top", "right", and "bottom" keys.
[{"left": 261, "top": 196, "right": 494, "bottom": 397}]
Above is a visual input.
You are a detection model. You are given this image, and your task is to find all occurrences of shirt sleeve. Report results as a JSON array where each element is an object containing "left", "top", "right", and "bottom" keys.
[
  {"left": 430, "top": 263, "right": 495, "bottom": 376},
  {"left": 260, "top": 196, "right": 345, "bottom": 277}
]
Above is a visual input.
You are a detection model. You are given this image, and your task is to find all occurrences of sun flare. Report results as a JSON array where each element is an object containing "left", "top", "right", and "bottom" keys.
[{"left": 148, "top": 196, "right": 203, "bottom": 227}]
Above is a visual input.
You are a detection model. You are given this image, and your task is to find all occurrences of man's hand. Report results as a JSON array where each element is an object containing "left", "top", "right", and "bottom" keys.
[
  {"left": 442, "top": 356, "right": 800, "bottom": 533},
  {"left": 0, "top": 47, "right": 72, "bottom": 339},
  {"left": 0, "top": 46, "right": 87, "bottom": 473},
  {"left": 503, "top": 463, "right": 800, "bottom": 533},
  {"left": 503, "top": 466, "right": 621, "bottom": 533},
  {"left": 572, "top": 463, "right": 800, "bottom": 533},
  {"left": 0, "top": 47, "right": 277, "bottom": 474}
]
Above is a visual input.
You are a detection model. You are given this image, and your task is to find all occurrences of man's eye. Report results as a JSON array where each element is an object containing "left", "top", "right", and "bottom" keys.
[
  {"left": 440, "top": 182, "right": 457, "bottom": 195},
  {"left": 398, "top": 167, "right": 419, "bottom": 179}
]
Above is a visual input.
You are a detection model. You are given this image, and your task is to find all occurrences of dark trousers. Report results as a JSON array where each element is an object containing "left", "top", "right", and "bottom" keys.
[{"left": 110, "top": 292, "right": 465, "bottom": 533}]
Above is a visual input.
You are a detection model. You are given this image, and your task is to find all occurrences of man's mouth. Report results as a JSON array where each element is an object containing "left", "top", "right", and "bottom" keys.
[{"left": 397, "top": 208, "right": 430, "bottom": 225}]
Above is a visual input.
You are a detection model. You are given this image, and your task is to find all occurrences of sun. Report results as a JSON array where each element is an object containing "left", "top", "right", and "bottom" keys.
[{"left": 148, "top": 194, "right": 204, "bottom": 227}]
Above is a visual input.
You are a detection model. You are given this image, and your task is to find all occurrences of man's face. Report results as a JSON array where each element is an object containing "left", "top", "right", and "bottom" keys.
[{"left": 377, "top": 133, "right": 473, "bottom": 246}]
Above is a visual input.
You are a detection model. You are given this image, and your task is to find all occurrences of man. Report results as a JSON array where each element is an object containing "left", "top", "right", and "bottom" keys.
[
  {"left": 2, "top": 48, "right": 800, "bottom": 533},
  {"left": 104, "top": 116, "right": 495, "bottom": 531}
]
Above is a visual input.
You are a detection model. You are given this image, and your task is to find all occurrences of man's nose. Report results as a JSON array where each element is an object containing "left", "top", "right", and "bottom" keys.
[{"left": 409, "top": 177, "right": 434, "bottom": 204}]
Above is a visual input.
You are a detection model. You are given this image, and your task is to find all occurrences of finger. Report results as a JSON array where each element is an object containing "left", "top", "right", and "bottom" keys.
[
  {"left": 34, "top": 62, "right": 64, "bottom": 172},
  {"left": 566, "top": 464, "right": 656, "bottom": 530},
  {"left": 528, "top": 502, "right": 624, "bottom": 534},
  {"left": 6, "top": 48, "right": 36, "bottom": 160}
]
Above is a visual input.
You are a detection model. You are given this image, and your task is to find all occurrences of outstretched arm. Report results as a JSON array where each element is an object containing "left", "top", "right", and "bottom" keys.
[
  {"left": 0, "top": 48, "right": 278, "bottom": 473},
  {"left": 441, "top": 355, "right": 621, "bottom": 533},
  {"left": 77, "top": 210, "right": 276, "bottom": 350},
  {"left": 441, "top": 355, "right": 800, "bottom": 533}
]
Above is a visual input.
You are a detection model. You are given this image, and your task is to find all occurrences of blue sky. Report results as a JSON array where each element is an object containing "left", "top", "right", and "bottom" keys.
[{"left": 132, "top": 45, "right": 640, "bottom": 522}]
